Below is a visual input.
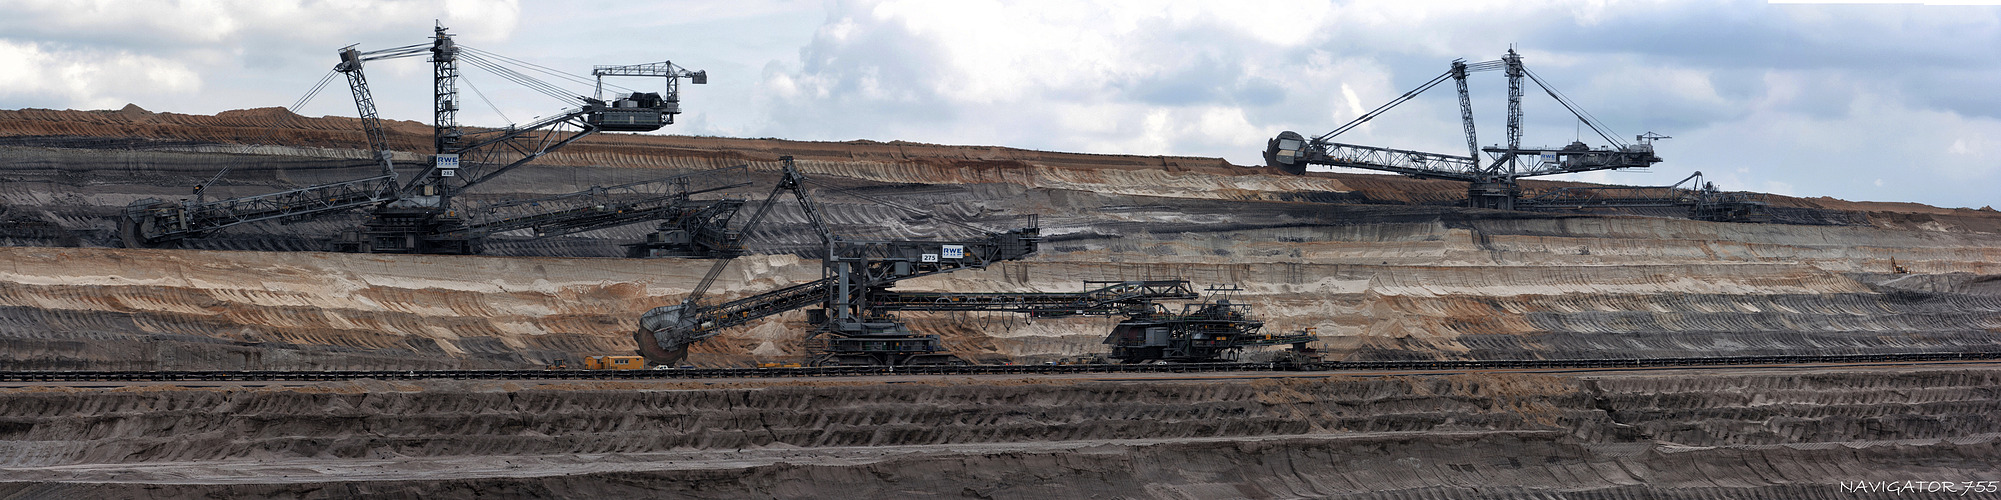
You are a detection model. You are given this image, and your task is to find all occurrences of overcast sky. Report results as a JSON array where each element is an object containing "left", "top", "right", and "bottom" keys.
[{"left": 1, "top": 0, "right": 1996, "bottom": 209}]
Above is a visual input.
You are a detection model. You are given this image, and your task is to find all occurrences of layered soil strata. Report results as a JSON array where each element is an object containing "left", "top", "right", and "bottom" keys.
[
  {"left": 0, "top": 106, "right": 1997, "bottom": 498},
  {"left": 0, "top": 107, "right": 1999, "bottom": 368},
  {"left": 0, "top": 366, "right": 1993, "bottom": 498},
  {"left": 2, "top": 106, "right": 1997, "bottom": 219}
]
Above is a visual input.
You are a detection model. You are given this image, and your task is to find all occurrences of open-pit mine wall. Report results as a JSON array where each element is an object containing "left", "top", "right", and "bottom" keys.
[
  {"left": 0, "top": 106, "right": 1997, "bottom": 369},
  {"left": 5, "top": 106, "right": 1998, "bottom": 218}
]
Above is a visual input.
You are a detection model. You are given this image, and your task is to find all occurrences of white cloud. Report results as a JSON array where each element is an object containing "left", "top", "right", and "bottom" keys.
[
  {"left": 1340, "top": 84, "right": 1366, "bottom": 122},
  {"left": 0, "top": 40, "right": 201, "bottom": 109},
  {"left": 0, "top": 0, "right": 521, "bottom": 114},
  {"left": 746, "top": 0, "right": 2001, "bottom": 207},
  {"left": 0, "top": 0, "right": 1997, "bottom": 208},
  {"left": 1674, "top": 86, "right": 2001, "bottom": 204},
  {"left": 445, "top": 0, "right": 522, "bottom": 43},
  {"left": 753, "top": 1, "right": 1476, "bottom": 162}
]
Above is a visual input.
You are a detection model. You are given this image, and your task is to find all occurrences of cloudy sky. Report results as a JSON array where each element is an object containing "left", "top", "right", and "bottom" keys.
[{"left": 1, "top": 0, "right": 1996, "bottom": 209}]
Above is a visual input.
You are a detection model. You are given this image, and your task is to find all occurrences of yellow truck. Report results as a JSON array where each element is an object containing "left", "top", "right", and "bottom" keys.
[{"left": 583, "top": 355, "right": 647, "bottom": 370}]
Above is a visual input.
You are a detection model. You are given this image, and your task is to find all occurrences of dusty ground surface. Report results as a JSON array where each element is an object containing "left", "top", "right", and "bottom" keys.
[
  {"left": 0, "top": 106, "right": 1997, "bottom": 497},
  {"left": 0, "top": 364, "right": 1994, "bottom": 498}
]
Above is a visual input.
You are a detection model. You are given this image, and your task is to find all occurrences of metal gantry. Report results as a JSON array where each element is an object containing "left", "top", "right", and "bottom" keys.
[
  {"left": 588, "top": 61, "right": 705, "bottom": 130},
  {"left": 627, "top": 159, "right": 1314, "bottom": 367},
  {"left": 419, "top": 166, "right": 752, "bottom": 255},
  {"left": 120, "top": 25, "right": 724, "bottom": 255},
  {"left": 119, "top": 175, "right": 401, "bottom": 247},
  {"left": 636, "top": 156, "right": 1051, "bottom": 367},
  {"left": 872, "top": 280, "right": 1198, "bottom": 317},
  {"left": 1516, "top": 171, "right": 1770, "bottom": 222},
  {"left": 1265, "top": 49, "right": 1668, "bottom": 210},
  {"left": 1104, "top": 299, "right": 1315, "bottom": 364}
]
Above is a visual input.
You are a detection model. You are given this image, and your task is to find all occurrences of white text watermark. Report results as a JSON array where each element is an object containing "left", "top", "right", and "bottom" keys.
[{"left": 1840, "top": 481, "right": 1999, "bottom": 495}]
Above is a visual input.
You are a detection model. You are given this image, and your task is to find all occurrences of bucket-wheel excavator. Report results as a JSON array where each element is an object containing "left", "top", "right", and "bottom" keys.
[
  {"left": 1103, "top": 290, "right": 1319, "bottom": 364},
  {"left": 632, "top": 158, "right": 1318, "bottom": 366},
  {"left": 120, "top": 25, "right": 737, "bottom": 256},
  {"left": 881, "top": 282, "right": 1319, "bottom": 364},
  {"left": 1515, "top": 171, "right": 1770, "bottom": 222},
  {"left": 634, "top": 156, "right": 1044, "bottom": 366},
  {"left": 1264, "top": 49, "right": 1667, "bottom": 210}
]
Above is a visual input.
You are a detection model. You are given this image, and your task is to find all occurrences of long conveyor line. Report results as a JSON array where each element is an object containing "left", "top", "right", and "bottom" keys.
[{"left": 1, "top": 351, "right": 1997, "bottom": 382}]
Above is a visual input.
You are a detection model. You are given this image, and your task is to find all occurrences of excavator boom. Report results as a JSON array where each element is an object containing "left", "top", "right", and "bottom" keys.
[
  {"left": 634, "top": 230, "right": 1043, "bottom": 364},
  {"left": 1263, "top": 49, "right": 1664, "bottom": 210},
  {"left": 125, "top": 25, "right": 714, "bottom": 255},
  {"left": 633, "top": 156, "right": 1045, "bottom": 366}
]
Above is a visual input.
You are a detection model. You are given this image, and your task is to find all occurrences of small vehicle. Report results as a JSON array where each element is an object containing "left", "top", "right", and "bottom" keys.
[{"left": 583, "top": 355, "right": 647, "bottom": 370}]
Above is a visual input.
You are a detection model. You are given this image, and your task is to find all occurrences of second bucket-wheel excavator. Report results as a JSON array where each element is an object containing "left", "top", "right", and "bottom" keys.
[
  {"left": 1103, "top": 289, "right": 1320, "bottom": 364},
  {"left": 1514, "top": 171, "right": 1770, "bottom": 222},
  {"left": 634, "top": 156, "right": 1042, "bottom": 366},
  {"left": 1264, "top": 49, "right": 1674, "bottom": 211},
  {"left": 120, "top": 25, "right": 738, "bottom": 256},
  {"left": 632, "top": 157, "right": 1319, "bottom": 366}
]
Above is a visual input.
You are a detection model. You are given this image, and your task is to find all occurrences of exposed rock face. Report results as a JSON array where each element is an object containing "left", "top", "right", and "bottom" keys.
[
  {"left": 4, "top": 106, "right": 1998, "bottom": 218},
  {"left": 0, "top": 107, "right": 1997, "bottom": 369},
  {"left": 0, "top": 367, "right": 1993, "bottom": 498},
  {"left": 1, "top": 107, "right": 1999, "bottom": 497}
]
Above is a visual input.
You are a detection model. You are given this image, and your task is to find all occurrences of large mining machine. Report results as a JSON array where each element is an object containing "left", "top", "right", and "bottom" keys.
[
  {"left": 874, "top": 280, "right": 1320, "bottom": 364},
  {"left": 1102, "top": 287, "right": 1319, "bottom": 364},
  {"left": 432, "top": 167, "right": 749, "bottom": 255},
  {"left": 121, "top": 24, "right": 734, "bottom": 256},
  {"left": 1515, "top": 171, "right": 1770, "bottom": 222},
  {"left": 1264, "top": 49, "right": 1666, "bottom": 210},
  {"left": 881, "top": 282, "right": 1323, "bottom": 364},
  {"left": 627, "top": 161, "right": 1294, "bottom": 366},
  {"left": 635, "top": 156, "right": 1048, "bottom": 366},
  {"left": 866, "top": 280, "right": 1198, "bottom": 318}
]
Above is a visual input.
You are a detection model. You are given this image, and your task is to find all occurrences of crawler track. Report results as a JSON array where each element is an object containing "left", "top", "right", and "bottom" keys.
[{"left": 2, "top": 352, "right": 1997, "bottom": 382}]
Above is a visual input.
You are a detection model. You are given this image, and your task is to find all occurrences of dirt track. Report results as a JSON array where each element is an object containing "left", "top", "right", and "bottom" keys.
[{"left": 0, "top": 365, "right": 1994, "bottom": 498}]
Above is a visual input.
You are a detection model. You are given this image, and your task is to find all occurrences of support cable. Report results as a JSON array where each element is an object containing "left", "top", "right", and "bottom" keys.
[
  {"left": 356, "top": 43, "right": 430, "bottom": 60},
  {"left": 462, "top": 47, "right": 598, "bottom": 86},
  {"left": 462, "top": 46, "right": 635, "bottom": 95},
  {"left": 1316, "top": 71, "right": 1452, "bottom": 143},
  {"left": 289, "top": 70, "right": 340, "bottom": 113},
  {"left": 459, "top": 72, "right": 513, "bottom": 124},
  {"left": 459, "top": 53, "right": 573, "bottom": 100},
  {"left": 1523, "top": 67, "right": 1624, "bottom": 148},
  {"left": 1316, "top": 59, "right": 1503, "bottom": 143},
  {"left": 459, "top": 54, "right": 578, "bottom": 105}
]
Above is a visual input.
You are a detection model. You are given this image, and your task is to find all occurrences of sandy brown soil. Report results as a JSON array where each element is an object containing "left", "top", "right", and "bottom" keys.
[
  {"left": 6, "top": 105, "right": 1999, "bottom": 215},
  {"left": 0, "top": 365, "right": 1994, "bottom": 498},
  {"left": 0, "top": 106, "right": 1998, "bottom": 497},
  {"left": 0, "top": 107, "right": 1996, "bottom": 369}
]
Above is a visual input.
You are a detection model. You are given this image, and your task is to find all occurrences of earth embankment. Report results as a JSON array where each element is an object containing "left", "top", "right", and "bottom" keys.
[
  {"left": 0, "top": 106, "right": 1997, "bottom": 368},
  {"left": 0, "top": 105, "right": 1998, "bottom": 498}
]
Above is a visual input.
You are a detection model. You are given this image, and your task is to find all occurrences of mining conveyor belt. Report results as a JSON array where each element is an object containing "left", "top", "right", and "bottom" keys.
[{"left": 2, "top": 352, "right": 1997, "bottom": 382}]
